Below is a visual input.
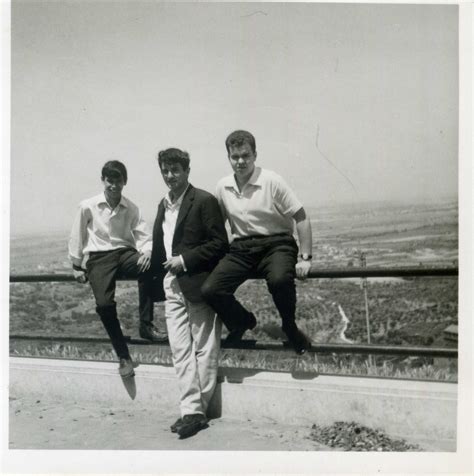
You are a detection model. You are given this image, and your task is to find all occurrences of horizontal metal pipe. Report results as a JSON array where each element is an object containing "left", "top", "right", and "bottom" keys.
[
  {"left": 10, "top": 335, "right": 457, "bottom": 358},
  {"left": 308, "top": 267, "right": 458, "bottom": 278},
  {"left": 9, "top": 266, "right": 458, "bottom": 283}
]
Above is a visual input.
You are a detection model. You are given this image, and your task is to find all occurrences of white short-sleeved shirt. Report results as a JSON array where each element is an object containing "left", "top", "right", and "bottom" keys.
[{"left": 215, "top": 167, "right": 303, "bottom": 239}]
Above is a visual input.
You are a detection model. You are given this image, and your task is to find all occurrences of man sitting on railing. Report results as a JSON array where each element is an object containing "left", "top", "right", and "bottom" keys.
[
  {"left": 68, "top": 160, "right": 166, "bottom": 378},
  {"left": 201, "top": 130, "right": 314, "bottom": 355}
]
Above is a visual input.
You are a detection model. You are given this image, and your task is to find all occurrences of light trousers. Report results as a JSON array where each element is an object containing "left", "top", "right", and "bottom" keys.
[{"left": 164, "top": 272, "right": 222, "bottom": 417}]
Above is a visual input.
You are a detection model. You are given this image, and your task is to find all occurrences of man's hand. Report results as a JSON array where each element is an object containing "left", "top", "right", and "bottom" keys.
[
  {"left": 137, "top": 250, "right": 152, "bottom": 273},
  {"left": 296, "top": 260, "right": 312, "bottom": 280},
  {"left": 163, "top": 256, "right": 184, "bottom": 275},
  {"left": 73, "top": 269, "right": 88, "bottom": 284}
]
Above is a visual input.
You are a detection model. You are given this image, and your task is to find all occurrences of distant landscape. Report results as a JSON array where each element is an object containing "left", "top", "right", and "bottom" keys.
[{"left": 10, "top": 199, "right": 458, "bottom": 352}]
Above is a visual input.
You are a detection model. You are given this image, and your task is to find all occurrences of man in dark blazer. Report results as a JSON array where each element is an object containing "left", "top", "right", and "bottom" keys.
[{"left": 151, "top": 147, "right": 228, "bottom": 439}]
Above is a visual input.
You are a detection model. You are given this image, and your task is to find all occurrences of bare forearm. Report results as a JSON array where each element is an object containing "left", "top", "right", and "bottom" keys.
[
  {"left": 293, "top": 207, "right": 313, "bottom": 255},
  {"left": 296, "top": 218, "right": 312, "bottom": 255}
]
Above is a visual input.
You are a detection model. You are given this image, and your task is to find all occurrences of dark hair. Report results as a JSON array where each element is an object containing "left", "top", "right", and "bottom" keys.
[
  {"left": 101, "top": 160, "right": 127, "bottom": 184},
  {"left": 225, "top": 130, "right": 256, "bottom": 154},
  {"left": 157, "top": 148, "right": 190, "bottom": 170}
]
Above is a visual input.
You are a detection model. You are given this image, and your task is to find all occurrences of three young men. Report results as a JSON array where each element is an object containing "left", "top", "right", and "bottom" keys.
[
  {"left": 68, "top": 160, "right": 166, "bottom": 378},
  {"left": 69, "top": 131, "right": 313, "bottom": 437},
  {"left": 150, "top": 148, "right": 228, "bottom": 438}
]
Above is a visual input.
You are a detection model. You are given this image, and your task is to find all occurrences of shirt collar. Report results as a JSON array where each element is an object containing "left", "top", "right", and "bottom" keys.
[
  {"left": 224, "top": 166, "right": 262, "bottom": 191},
  {"left": 98, "top": 192, "right": 128, "bottom": 209},
  {"left": 164, "top": 184, "right": 189, "bottom": 209},
  {"left": 247, "top": 166, "right": 262, "bottom": 186}
]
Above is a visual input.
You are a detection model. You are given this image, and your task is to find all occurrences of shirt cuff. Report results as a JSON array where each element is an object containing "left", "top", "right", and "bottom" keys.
[
  {"left": 139, "top": 242, "right": 153, "bottom": 254},
  {"left": 179, "top": 255, "right": 187, "bottom": 272},
  {"left": 69, "top": 255, "right": 83, "bottom": 268}
]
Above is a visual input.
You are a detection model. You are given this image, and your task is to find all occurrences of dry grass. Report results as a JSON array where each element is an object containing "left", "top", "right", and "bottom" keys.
[{"left": 10, "top": 342, "right": 457, "bottom": 382}]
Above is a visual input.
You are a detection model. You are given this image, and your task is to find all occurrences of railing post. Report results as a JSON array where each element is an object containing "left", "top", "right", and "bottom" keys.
[{"left": 359, "top": 252, "right": 373, "bottom": 368}]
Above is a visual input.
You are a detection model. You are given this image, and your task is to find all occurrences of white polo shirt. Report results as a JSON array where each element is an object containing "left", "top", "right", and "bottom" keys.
[{"left": 215, "top": 167, "right": 302, "bottom": 239}]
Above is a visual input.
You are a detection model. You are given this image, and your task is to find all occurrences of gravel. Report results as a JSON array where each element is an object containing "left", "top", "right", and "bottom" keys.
[{"left": 309, "top": 421, "right": 421, "bottom": 451}]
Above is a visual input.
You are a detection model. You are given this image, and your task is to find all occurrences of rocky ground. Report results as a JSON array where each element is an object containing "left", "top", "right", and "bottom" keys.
[{"left": 309, "top": 421, "right": 421, "bottom": 451}]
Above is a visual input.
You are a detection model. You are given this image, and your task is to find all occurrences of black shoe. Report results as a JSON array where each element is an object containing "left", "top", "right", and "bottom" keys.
[
  {"left": 139, "top": 323, "right": 168, "bottom": 342},
  {"left": 177, "top": 414, "right": 208, "bottom": 439},
  {"left": 223, "top": 313, "right": 257, "bottom": 347},
  {"left": 118, "top": 357, "right": 135, "bottom": 378},
  {"left": 285, "top": 328, "right": 312, "bottom": 355},
  {"left": 170, "top": 417, "right": 183, "bottom": 433}
]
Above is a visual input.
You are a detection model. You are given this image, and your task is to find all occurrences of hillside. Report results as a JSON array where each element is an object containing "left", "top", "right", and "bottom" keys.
[{"left": 9, "top": 199, "right": 458, "bottom": 349}]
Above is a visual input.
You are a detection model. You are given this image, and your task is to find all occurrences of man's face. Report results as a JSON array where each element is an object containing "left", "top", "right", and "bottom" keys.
[
  {"left": 102, "top": 175, "right": 125, "bottom": 200},
  {"left": 160, "top": 161, "right": 189, "bottom": 194},
  {"left": 228, "top": 142, "right": 256, "bottom": 181}
]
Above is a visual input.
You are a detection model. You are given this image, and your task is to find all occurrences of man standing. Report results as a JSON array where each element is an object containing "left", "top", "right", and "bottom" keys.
[
  {"left": 151, "top": 148, "right": 228, "bottom": 439},
  {"left": 68, "top": 160, "right": 166, "bottom": 379},
  {"left": 201, "top": 130, "right": 313, "bottom": 355}
]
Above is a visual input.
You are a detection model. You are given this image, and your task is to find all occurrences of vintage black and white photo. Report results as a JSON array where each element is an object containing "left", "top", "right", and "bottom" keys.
[{"left": 2, "top": 1, "right": 472, "bottom": 474}]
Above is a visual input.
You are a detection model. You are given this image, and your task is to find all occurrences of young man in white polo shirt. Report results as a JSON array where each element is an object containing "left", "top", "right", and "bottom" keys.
[{"left": 201, "top": 130, "right": 313, "bottom": 354}]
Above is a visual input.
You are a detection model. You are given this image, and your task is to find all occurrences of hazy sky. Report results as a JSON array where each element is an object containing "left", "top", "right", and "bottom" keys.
[{"left": 11, "top": 2, "right": 458, "bottom": 235}]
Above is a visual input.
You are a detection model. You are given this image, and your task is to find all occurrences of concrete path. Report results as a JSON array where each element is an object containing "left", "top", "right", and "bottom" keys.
[
  {"left": 9, "top": 395, "right": 330, "bottom": 451},
  {"left": 9, "top": 357, "right": 458, "bottom": 452}
]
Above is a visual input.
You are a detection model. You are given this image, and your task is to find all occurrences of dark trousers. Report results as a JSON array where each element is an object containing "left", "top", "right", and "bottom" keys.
[
  {"left": 86, "top": 247, "right": 154, "bottom": 359},
  {"left": 201, "top": 234, "right": 298, "bottom": 333}
]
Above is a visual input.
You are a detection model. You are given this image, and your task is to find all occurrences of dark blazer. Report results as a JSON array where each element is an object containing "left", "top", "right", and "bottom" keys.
[{"left": 150, "top": 184, "right": 228, "bottom": 302}]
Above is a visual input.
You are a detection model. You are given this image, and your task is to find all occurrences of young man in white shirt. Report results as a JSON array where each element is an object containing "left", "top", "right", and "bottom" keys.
[
  {"left": 201, "top": 130, "right": 313, "bottom": 354},
  {"left": 68, "top": 160, "right": 166, "bottom": 378}
]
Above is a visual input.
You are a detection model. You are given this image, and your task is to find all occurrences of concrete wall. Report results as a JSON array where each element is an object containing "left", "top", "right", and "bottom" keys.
[{"left": 10, "top": 357, "right": 457, "bottom": 450}]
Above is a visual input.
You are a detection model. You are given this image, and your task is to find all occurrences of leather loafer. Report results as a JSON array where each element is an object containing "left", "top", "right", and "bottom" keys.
[
  {"left": 177, "top": 414, "right": 208, "bottom": 439},
  {"left": 223, "top": 313, "right": 257, "bottom": 347},
  {"left": 118, "top": 357, "right": 135, "bottom": 378},
  {"left": 170, "top": 417, "right": 183, "bottom": 433},
  {"left": 139, "top": 323, "right": 168, "bottom": 342},
  {"left": 285, "top": 328, "right": 312, "bottom": 355}
]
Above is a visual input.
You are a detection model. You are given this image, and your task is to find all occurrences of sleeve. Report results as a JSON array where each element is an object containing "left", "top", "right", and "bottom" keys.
[
  {"left": 150, "top": 201, "right": 165, "bottom": 273},
  {"left": 68, "top": 203, "right": 89, "bottom": 267},
  {"left": 272, "top": 173, "right": 303, "bottom": 218},
  {"left": 181, "top": 195, "right": 229, "bottom": 273},
  {"left": 132, "top": 209, "right": 153, "bottom": 254},
  {"left": 215, "top": 183, "right": 229, "bottom": 223}
]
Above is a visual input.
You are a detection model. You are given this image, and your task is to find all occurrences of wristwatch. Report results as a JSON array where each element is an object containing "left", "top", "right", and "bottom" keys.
[{"left": 300, "top": 253, "right": 313, "bottom": 261}]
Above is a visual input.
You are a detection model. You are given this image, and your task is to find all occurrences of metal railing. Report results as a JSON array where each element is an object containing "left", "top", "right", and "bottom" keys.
[
  {"left": 10, "top": 266, "right": 458, "bottom": 282},
  {"left": 9, "top": 266, "right": 458, "bottom": 358}
]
